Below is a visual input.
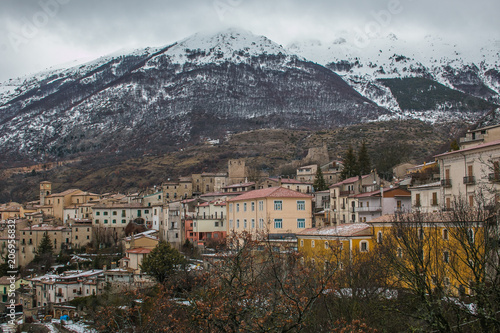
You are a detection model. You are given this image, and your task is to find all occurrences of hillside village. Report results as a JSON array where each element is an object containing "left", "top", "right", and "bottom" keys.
[{"left": 1, "top": 122, "right": 500, "bottom": 330}]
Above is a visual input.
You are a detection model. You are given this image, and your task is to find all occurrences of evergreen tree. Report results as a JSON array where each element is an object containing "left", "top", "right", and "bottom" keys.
[
  {"left": 340, "top": 146, "right": 358, "bottom": 180},
  {"left": 358, "top": 141, "right": 371, "bottom": 175},
  {"left": 450, "top": 139, "right": 460, "bottom": 151},
  {"left": 141, "top": 241, "right": 186, "bottom": 284},
  {"left": 35, "top": 232, "right": 53, "bottom": 260},
  {"left": 33, "top": 232, "right": 54, "bottom": 272},
  {"left": 313, "top": 166, "right": 328, "bottom": 191}
]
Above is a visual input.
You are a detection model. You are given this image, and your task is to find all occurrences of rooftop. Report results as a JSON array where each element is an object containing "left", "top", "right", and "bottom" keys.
[
  {"left": 298, "top": 223, "right": 372, "bottom": 237},
  {"left": 228, "top": 187, "right": 312, "bottom": 202}
]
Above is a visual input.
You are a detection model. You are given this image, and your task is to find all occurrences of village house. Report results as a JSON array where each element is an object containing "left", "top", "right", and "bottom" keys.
[
  {"left": 259, "top": 177, "right": 313, "bottom": 194},
  {"left": 329, "top": 172, "right": 380, "bottom": 225},
  {"left": 192, "top": 200, "right": 227, "bottom": 246},
  {"left": 227, "top": 187, "right": 313, "bottom": 239},
  {"left": 435, "top": 138, "right": 500, "bottom": 210},
  {"left": 19, "top": 224, "right": 72, "bottom": 267}
]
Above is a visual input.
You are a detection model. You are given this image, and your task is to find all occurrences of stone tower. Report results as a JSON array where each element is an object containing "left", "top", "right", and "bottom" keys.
[
  {"left": 228, "top": 159, "right": 247, "bottom": 185},
  {"left": 39, "top": 181, "right": 52, "bottom": 206}
]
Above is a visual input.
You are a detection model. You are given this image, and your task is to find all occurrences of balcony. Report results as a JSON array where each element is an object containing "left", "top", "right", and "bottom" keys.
[
  {"left": 463, "top": 176, "right": 476, "bottom": 185},
  {"left": 441, "top": 179, "right": 452, "bottom": 187},
  {"left": 56, "top": 292, "right": 63, "bottom": 297},
  {"left": 430, "top": 200, "right": 439, "bottom": 207},
  {"left": 355, "top": 206, "right": 382, "bottom": 213},
  {"left": 339, "top": 190, "right": 354, "bottom": 196},
  {"left": 489, "top": 173, "right": 500, "bottom": 183}
]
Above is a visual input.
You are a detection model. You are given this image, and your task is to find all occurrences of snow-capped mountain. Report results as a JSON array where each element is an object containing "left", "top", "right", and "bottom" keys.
[
  {"left": 287, "top": 32, "right": 500, "bottom": 120},
  {"left": 0, "top": 28, "right": 388, "bottom": 162}
]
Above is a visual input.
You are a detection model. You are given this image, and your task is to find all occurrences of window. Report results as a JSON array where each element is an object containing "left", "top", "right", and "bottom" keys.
[
  {"left": 311, "top": 240, "right": 315, "bottom": 248},
  {"left": 104, "top": 219, "right": 108, "bottom": 224},
  {"left": 251, "top": 219, "right": 255, "bottom": 229},
  {"left": 415, "top": 193, "right": 421, "bottom": 207},
  {"left": 324, "top": 241, "right": 329, "bottom": 249},
  {"left": 397, "top": 247, "right": 403, "bottom": 258},
  {"left": 300, "top": 239, "right": 304, "bottom": 247},
  {"left": 274, "top": 219, "right": 283, "bottom": 229},
  {"left": 122, "top": 219, "right": 126, "bottom": 223},
  {"left": 244, "top": 219, "right": 247, "bottom": 228},
  {"left": 96, "top": 212, "right": 100, "bottom": 216},
  {"left": 145, "top": 210, "right": 149, "bottom": 214},
  {"left": 229, "top": 219, "right": 233, "bottom": 228},
  {"left": 443, "top": 229, "right": 449, "bottom": 240},
  {"left": 274, "top": 200, "right": 283, "bottom": 210},
  {"left": 236, "top": 204, "right": 239, "bottom": 212},
  {"left": 468, "top": 229, "right": 475, "bottom": 244},
  {"left": 251, "top": 202, "right": 255, "bottom": 211},
  {"left": 432, "top": 192, "right": 438, "bottom": 206},
  {"left": 297, "top": 200, "right": 306, "bottom": 210},
  {"left": 443, "top": 250, "right": 450, "bottom": 263},
  {"left": 112, "top": 219, "right": 116, "bottom": 224},
  {"left": 469, "top": 195, "right": 474, "bottom": 207},
  {"left": 229, "top": 203, "right": 233, "bottom": 212},
  {"left": 418, "top": 228, "right": 424, "bottom": 240},
  {"left": 259, "top": 218, "right": 264, "bottom": 229},
  {"left": 377, "top": 231, "right": 383, "bottom": 244},
  {"left": 360, "top": 241, "right": 368, "bottom": 252},
  {"left": 297, "top": 219, "right": 306, "bottom": 228},
  {"left": 113, "top": 211, "right": 117, "bottom": 216},
  {"left": 259, "top": 201, "right": 264, "bottom": 211},
  {"left": 243, "top": 203, "right": 247, "bottom": 212},
  {"left": 103, "top": 211, "right": 108, "bottom": 216},
  {"left": 236, "top": 219, "right": 240, "bottom": 228}
]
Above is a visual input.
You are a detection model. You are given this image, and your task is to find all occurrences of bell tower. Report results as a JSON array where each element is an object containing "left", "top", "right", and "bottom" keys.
[{"left": 40, "top": 181, "right": 52, "bottom": 206}]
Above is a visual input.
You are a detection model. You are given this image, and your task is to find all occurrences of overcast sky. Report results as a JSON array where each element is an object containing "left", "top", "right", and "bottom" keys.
[{"left": 0, "top": 0, "right": 498, "bottom": 82}]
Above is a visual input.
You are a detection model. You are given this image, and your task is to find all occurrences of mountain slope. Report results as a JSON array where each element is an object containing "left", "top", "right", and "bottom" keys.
[
  {"left": 0, "top": 28, "right": 388, "bottom": 163},
  {"left": 287, "top": 33, "right": 499, "bottom": 119}
]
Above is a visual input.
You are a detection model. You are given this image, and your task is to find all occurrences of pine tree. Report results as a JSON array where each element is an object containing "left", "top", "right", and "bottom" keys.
[
  {"left": 141, "top": 241, "right": 186, "bottom": 284},
  {"left": 358, "top": 141, "right": 371, "bottom": 175},
  {"left": 313, "top": 166, "right": 328, "bottom": 191},
  {"left": 33, "top": 232, "right": 54, "bottom": 272},
  {"left": 340, "top": 146, "right": 358, "bottom": 180},
  {"left": 35, "top": 232, "right": 53, "bottom": 260}
]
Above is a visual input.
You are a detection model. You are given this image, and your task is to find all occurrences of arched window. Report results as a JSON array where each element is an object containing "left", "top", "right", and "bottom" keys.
[{"left": 468, "top": 229, "right": 475, "bottom": 244}]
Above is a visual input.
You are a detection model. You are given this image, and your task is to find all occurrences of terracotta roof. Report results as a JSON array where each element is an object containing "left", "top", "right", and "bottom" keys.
[
  {"left": 298, "top": 223, "right": 372, "bottom": 237},
  {"left": 435, "top": 139, "right": 500, "bottom": 158},
  {"left": 126, "top": 247, "right": 152, "bottom": 254},
  {"left": 228, "top": 187, "right": 312, "bottom": 202},
  {"left": 0, "top": 276, "right": 19, "bottom": 285},
  {"left": 47, "top": 189, "right": 82, "bottom": 197}
]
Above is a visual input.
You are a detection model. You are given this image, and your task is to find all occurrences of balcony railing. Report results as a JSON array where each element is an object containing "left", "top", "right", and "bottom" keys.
[
  {"left": 463, "top": 176, "right": 476, "bottom": 185},
  {"left": 431, "top": 200, "right": 439, "bottom": 206},
  {"left": 441, "top": 179, "right": 452, "bottom": 187},
  {"left": 354, "top": 206, "right": 382, "bottom": 212},
  {"left": 489, "top": 173, "right": 500, "bottom": 183},
  {"left": 339, "top": 190, "right": 354, "bottom": 196}
]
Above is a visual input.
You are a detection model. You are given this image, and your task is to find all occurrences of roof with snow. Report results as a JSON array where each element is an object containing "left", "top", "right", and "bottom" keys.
[{"left": 298, "top": 223, "right": 372, "bottom": 237}]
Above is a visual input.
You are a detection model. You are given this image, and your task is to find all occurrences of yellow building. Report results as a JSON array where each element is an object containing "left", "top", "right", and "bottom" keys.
[
  {"left": 299, "top": 212, "right": 488, "bottom": 297},
  {"left": 297, "top": 223, "right": 373, "bottom": 264},
  {"left": 227, "top": 187, "right": 313, "bottom": 238}
]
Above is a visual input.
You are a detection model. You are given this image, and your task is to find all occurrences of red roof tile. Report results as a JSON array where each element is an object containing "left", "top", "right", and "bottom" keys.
[
  {"left": 126, "top": 248, "right": 152, "bottom": 254},
  {"left": 228, "top": 187, "right": 312, "bottom": 202}
]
